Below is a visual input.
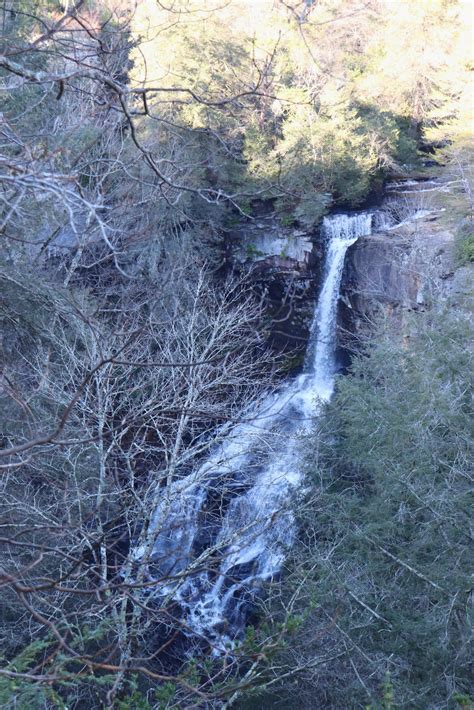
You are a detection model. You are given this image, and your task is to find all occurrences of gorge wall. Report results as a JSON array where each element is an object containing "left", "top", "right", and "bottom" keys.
[
  {"left": 227, "top": 204, "right": 325, "bottom": 365},
  {"left": 339, "top": 208, "right": 472, "bottom": 352},
  {"left": 230, "top": 179, "right": 473, "bottom": 372}
]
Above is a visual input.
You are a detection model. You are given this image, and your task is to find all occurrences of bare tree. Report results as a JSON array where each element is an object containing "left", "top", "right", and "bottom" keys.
[
  {"left": 1, "top": 248, "right": 292, "bottom": 704},
  {"left": 0, "top": 0, "right": 285, "bottom": 287}
]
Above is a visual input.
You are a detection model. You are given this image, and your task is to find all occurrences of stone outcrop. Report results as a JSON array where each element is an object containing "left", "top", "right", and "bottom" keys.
[
  {"left": 226, "top": 183, "right": 473, "bottom": 368},
  {"left": 339, "top": 208, "right": 472, "bottom": 351},
  {"left": 227, "top": 206, "right": 324, "bottom": 364}
]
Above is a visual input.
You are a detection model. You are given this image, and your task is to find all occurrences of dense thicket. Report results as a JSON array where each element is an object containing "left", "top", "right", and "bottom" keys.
[
  {"left": 131, "top": 0, "right": 471, "bottom": 225},
  {"left": 245, "top": 310, "right": 472, "bottom": 709},
  {"left": 0, "top": 1, "right": 472, "bottom": 708}
]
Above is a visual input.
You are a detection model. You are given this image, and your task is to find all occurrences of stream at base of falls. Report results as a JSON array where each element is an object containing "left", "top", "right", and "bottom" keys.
[{"left": 133, "top": 210, "right": 376, "bottom": 648}]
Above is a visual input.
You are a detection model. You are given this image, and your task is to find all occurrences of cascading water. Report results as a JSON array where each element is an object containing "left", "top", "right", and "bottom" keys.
[{"left": 134, "top": 211, "right": 374, "bottom": 646}]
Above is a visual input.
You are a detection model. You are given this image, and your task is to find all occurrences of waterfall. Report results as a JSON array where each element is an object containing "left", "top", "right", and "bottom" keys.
[{"left": 134, "top": 211, "right": 373, "bottom": 646}]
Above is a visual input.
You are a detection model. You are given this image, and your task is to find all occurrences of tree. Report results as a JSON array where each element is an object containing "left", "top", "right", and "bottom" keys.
[
  {"left": 0, "top": 247, "right": 289, "bottom": 706},
  {"left": 1, "top": 1, "right": 472, "bottom": 707},
  {"left": 263, "top": 309, "right": 473, "bottom": 709}
]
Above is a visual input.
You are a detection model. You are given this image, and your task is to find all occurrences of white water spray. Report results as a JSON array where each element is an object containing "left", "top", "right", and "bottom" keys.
[{"left": 134, "top": 211, "right": 374, "bottom": 644}]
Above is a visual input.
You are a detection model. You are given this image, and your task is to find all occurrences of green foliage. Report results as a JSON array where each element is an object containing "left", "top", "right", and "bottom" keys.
[
  {"left": 130, "top": 0, "right": 464, "bottom": 222},
  {"left": 296, "top": 309, "right": 473, "bottom": 707},
  {"left": 115, "top": 676, "right": 155, "bottom": 710},
  {"left": 279, "top": 213, "right": 294, "bottom": 227},
  {"left": 242, "top": 97, "right": 418, "bottom": 211},
  {"left": 0, "top": 639, "right": 64, "bottom": 709},
  {"left": 153, "top": 682, "right": 177, "bottom": 709},
  {"left": 245, "top": 243, "right": 265, "bottom": 259},
  {"left": 456, "top": 230, "right": 474, "bottom": 264},
  {"left": 293, "top": 193, "right": 330, "bottom": 228},
  {"left": 281, "top": 106, "right": 368, "bottom": 200},
  {"left": 449, "top": 214, "right": 474, "bottom": 266},
  {"left": 453, "top": 693, "right": 473, "bottom": 709},
  {"left": 0, "top": 0, "right": 57, "bottom": 43},
  {"left": 0, "top": 628, "right": 147, "bottom": 708}
]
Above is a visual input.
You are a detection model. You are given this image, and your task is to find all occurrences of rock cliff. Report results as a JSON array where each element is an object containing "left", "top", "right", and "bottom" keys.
[
  {"left": 339, "top": 208, "right": 472, "bottom": 352},
  {"left": 227, "top": 205, "right": 324, "bottom": 365}
]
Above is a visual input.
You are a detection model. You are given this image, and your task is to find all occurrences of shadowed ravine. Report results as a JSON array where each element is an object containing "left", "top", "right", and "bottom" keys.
[{"left": 134, "top": 212, "right": 375, "bottom": 647}]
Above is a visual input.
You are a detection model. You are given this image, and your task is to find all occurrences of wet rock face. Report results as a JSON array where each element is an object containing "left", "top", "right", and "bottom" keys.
[
  {"left": 226, "top": 207, "right": 324, "bottom": 363},
  {"left": 224, "top": 187, "right": 464, "bottom": 367},
  {"left": 338, "top": 211, "right": 457, "bottom": 351}
]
